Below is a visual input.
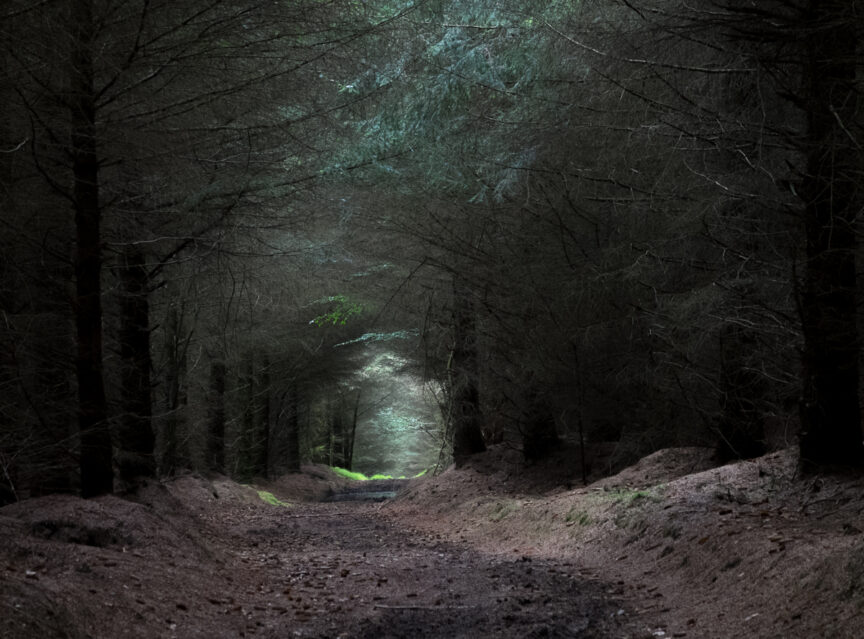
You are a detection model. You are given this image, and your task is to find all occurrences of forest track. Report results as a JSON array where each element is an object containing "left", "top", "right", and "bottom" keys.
[
  {"left": 1, "top": 478, "right": 642, "bottom": 639},
  {"left": 208, "top": 499, "right": 640, "bottom": 638}
]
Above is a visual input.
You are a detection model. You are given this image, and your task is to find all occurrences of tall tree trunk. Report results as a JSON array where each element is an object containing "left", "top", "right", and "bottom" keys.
[
  {"left": 522, "top": 387, "right": 559, "bottom": 462},
  {"left": 116, "top": 245, "right": 155, "bottom": 486},
  {"left": 71, "top": 0, "right": 112, "bottom": 497},
  {"left": 161, "top": 305, "right": 189, "bottom": 476},
  {"left": 799, "top": 1, "right": 864, "bottom": 469},
  {"left": 345, "top": 388, "right": 362, "bottom": 471},
  {"left": 283, "top": 383, "right": 301, "bottom": 473},
  {"left": 207, "top": 360, "right": 227, "bottom": 473},
  {"left": 238, "top": 355, "right": 255, "bottom": 480},
  {"left": 450, "top": 275, "right": 486, "bottom": 465},
  {"left": 253, "top": 351, "right": 270, "bottom": 479},
  {"left": 328, "top": 398, "right": 341, "bottom": 467}
]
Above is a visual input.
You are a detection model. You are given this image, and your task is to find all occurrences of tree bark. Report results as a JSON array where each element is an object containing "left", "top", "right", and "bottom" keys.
[
  {"left": 345, "top": 388, "right": 362, "bottom": 471},
  {"left": 207, "top": 360, "right": 227, "bottom": 473},
  {"left": 451, "top": 275, "right": 486, "bottom": 465},
  {"left": 253, "top": 351, "right": 270, "bottom": 478},
  {"left": 71, "top": 0, "right": 112, "bottom": 497},
  {"left": 116, "top": 245, "right": 155, "bottom": 486},
  {"left": 238, "top": 355, "right": 255, "bottom": 480},
  {"left": 161, "top": 305, "right": 189, "bottom": 476},
  {"left": 522, "top": 388, "right": 559, "bottom": 462},
  {"left": 283, "top": 384, "right": 301, "bottom": 473},
  {"left": 799, "top": 1, "right": 864, "bottom": 469}
]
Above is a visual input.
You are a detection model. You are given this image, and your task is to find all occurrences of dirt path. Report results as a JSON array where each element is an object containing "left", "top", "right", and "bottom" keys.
[
  {"left": 6, "top": 450, "right": 864, "bottom": 638},
  {"left": 208, "top": 499, "right": 638, "bottom": 638},
  {"left": 2, "top": 482, "right": 640, "bottom": 639}
]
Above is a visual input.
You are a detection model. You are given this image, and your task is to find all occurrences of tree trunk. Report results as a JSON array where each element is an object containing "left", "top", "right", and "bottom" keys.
[
  {"left": 116, "top": 245, "right": 155, "bottom": 486},
  {"left": 71, "top": 0, "right": 112, "bottom": 497},
  {"left": 207, "top": 360, "right": 227, "bottom": 473},
  {"left": 799, "top": 1, "right": 864, "bottom": 469},
  {"left": 522, "top": 388, "right": 559, "bottom": 462},
  {"left": 161, "top": 305, "right": 189, "bottom": 476},
  {"left": 283, "top": 384, "right": 301, "bottom": 473},
  {"left": 328, "top": 399, "right": 343, "bottom": 467},
  {"left": 451, "top": 275, "right": 486, "bottom": 465},
  {"left": 345, "top": 388, "right": 362, "bottom": 471},
  {"left": 238, "top": 356, "right": 255, "bottom": 480},
  {"left": 253, "top": 352, "right": 270, "bottom": 479}
]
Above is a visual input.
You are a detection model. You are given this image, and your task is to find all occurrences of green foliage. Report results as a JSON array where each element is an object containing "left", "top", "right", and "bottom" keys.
[
  {"left": 339, "top": 0, "right": 572, "bottom": 201},
  {"left": 309, "top": 295, "right": 365, "bottom": 327},
  {"left": 257, "top": 490, "right": 292, "bottom": 507}
]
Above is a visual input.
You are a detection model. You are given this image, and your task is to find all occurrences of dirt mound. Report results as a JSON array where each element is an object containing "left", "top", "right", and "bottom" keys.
[
  {"left": 591, "top": 446, "right": 717, "bottom": 489},
  {"left": 0, "top": 466, "right": 372, "bottom": 639},
  {"left": 1, "top": 492, "right": 207, "bottom": 556},
  {"left": 0, "top": 490, "right": 212, "bottom": 639},
  {"left": 386, "top": 446, "right": 864, "bottom": 638}
]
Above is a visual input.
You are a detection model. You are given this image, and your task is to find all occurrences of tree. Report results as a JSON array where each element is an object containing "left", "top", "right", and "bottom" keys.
[
  {"left": 115, "top": 245, "right": 156, "bottom": 486},
  {"left": 449, "top": 274, "right": 486, "bottom": 463},
  {"left": 797, "top": 1, "right": 864, "bottom": 468},
  {"left": 69, "top": 0, "right": 114, "bottom": 497}
]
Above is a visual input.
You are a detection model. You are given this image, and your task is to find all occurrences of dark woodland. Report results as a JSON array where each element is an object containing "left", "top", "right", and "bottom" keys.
[{"left": 2, "top": 2, "right": 864, "bottom": 637}]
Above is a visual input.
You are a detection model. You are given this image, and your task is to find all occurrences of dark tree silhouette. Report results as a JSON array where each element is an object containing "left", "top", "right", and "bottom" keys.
[{"left": 797, "top": 1, "right": 864, "bottom": 469}]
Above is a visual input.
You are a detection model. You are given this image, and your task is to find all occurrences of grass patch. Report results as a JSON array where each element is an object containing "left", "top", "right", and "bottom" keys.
[
  {"left": 257, "top": 490, "right": 291, "bottom": 507},
  {"left": 565, "top": 508, "right": 592, "bottom": 526},
  {"left": 489, "top": 500, "right": 520, "bottom": 522},
  {"left": 606, "top": 486, "right": 663, "bottom": 507}
]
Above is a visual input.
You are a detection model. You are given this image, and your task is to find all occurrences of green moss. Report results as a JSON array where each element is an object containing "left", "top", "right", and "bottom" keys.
[
  {"left": 257, "top": 490, "right": 291, "bottom": 507},
  {"left": 331, "top": 467, "right": 408, "bottom": 481},
  {"left": 331, "top": 467, "right": 369, "bottom": 481}
]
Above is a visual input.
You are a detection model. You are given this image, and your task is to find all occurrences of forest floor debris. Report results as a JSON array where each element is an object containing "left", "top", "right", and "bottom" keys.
[{"left": 2, "top": 448, "right": 863, "bottom": 638}]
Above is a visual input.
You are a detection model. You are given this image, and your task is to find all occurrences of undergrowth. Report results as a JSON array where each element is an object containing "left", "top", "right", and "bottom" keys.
[{"left": 257, "top": 490, "right": 292, "bottom": 507}]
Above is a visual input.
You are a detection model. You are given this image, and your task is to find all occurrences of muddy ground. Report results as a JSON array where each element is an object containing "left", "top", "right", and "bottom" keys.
[{"left": 2, "top": 446, "right": 864, "bottom": 638}]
